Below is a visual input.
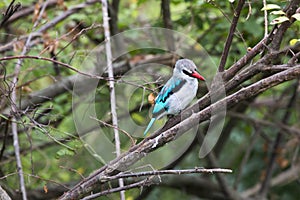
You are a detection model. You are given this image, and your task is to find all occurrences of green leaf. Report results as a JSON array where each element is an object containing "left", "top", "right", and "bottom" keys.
[
  {"left": 261, "top": 4, "right": 281, "bottom": 11},
  {"left": 270, "top": 16, "right": 289, "bottom": 25},
  {"left": 289, "top": 39, "right": 300, "bottom": 46},
  {"left": 55, "top": 148, "right": 75, "bottom": 159},
  {"left": 270, "top": 10, "right": 285, "bottom": 15},
  {"left": 292, "top": 13, "right": 300, "bottom": 21},
  {"left": 0, "top": 114, "right": 9, "bottom": 120}
]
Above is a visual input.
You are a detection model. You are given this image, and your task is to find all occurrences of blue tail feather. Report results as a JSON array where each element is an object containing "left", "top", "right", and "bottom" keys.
[{"left": 143, "top": 118, "right": 156, "bottom": 136}]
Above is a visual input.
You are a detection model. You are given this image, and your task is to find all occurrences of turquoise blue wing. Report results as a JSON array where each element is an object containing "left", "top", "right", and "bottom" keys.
[{"left": 152, "top": 78, "right": 186, "bottom": 118}]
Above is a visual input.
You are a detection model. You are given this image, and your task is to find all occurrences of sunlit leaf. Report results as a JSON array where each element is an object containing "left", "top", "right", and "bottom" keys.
[
  {"left": 261, "top": 4, "right": 281, "bottom": 11},
  {"left": 270, "top": 16, "right": 289, "bottom": 25},
  {"left": 289, "top": 39, "right": 300, "bottom": 46},
  {"left": 56, "top": 148, "right": 75, "bottom": 159},
  {"left": 270, "top": 10, "right": 285, "bottom": 15},
  {"left": 77, "top": 167, "right": 85, "bottom": 175},
  {"left": 0, "top": 114, "right": 9, "bottom": 120},
  {"left": 292, "top": 13, "right": 300, "bottom": 21}
]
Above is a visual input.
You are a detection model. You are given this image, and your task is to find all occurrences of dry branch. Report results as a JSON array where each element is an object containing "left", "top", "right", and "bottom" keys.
[
  {"left": 8, "top": 1, "right": 51, "bottom": 198},
  {"left": 0, "top": 0, "right": 99, "bottom": 53},
  {"left": 101, "top": 0, "right": 125, "bottom": 199},
  {"left": 1, "top": 1, "right": 300, "bottom": 199},
  {"left": 218, "top": 0, "right": 245, "bottom": 72},
  {"left": 242, "top": 163, "right": 300, "bottom": 198},
  {"left": 0, "top": 54, "right": 173, "bottom": 114},
  {"left": 81, "top": 168, "right": 232, "bottom": 200},
  {"left": 59, "top": 64, "right": 300, "bottom": 199}
]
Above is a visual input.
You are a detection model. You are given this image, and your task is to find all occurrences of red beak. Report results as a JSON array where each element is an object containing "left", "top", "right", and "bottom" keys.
[{"left": 191, "top": 71, "right": 205, "bottom": 81}]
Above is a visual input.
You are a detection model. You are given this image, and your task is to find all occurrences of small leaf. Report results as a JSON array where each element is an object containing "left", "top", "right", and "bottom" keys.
[
  {"left": 289, "top": 39, "right": 300, "bottom": 46},
  {"left": 21, "top": 86, "right": 33, "bottom": 93},
  {"left": 43, "top": 185, "right": 48, "bottom": 193},
  {"left": 270, "top": 10, "right": 285, "bottom": 15},
  {"left": 292, "top": 13, "right": 300, "bottom": 21},
  {"left": 261, "top": 4, "right": 281, "bottom": 11},
  {"left": 148, "top": 93, "right": 156, "bottom": 105},
  {"left": 55, "top": 148, "right": 75, "bottom": 159},
  {"left": 270, "top": 16, "right": 289, "bottom": 25},
  {"left": 0, "top": 114, "right": 9, "bottom": 120}
]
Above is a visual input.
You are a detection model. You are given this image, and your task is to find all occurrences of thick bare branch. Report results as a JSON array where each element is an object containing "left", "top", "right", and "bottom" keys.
[{"left": 59, "top": 64, "right": 300, "bottom": 200}]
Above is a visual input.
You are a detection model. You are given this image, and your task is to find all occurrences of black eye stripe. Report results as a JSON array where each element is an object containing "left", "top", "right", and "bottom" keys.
[{"left": 182, "top": 69, "right": 192, "bottom": 76}]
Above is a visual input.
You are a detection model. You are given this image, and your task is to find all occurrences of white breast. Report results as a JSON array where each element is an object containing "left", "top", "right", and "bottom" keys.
[{"left": 166, "top": 79, "right": 198, "bottom": 115}]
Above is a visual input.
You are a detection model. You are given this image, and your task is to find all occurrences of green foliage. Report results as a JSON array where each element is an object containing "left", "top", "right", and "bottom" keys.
[
  {"left": 261, "top": 4, "right": 281, "bottom": 11},
  {"left": 1, "top": 0, "right": 299, "bottom": 199},
  {"left": 56, "top": 148, "right": 75, "bottom": 159}
]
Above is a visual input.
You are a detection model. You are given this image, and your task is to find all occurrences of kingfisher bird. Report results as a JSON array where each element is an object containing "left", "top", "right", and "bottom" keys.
[{"left": 143, "top": 59, "right": 205, "bottom": 135}]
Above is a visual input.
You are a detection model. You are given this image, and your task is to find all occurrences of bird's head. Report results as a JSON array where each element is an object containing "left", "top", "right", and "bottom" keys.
[{"left": 174, "top": 59, "right": 205, "bottom": 81}]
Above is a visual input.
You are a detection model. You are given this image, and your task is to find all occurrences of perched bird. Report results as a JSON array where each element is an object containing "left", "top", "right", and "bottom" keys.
[{"left": 143, "top": 59, "right": 205, "bottom": 135}]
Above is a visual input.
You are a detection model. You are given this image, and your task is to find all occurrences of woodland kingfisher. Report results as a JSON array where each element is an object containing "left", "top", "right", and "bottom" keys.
[{"left": 143, "top": 59, "right": 205, "bottom": 135}]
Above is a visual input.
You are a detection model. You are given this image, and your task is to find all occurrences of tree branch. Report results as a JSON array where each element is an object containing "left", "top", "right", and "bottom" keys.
[
  {"left": 161, "top": 0, "right": 175, "bottom": 51},
  {"left": 101, "top": 0, "right": 125, "bottom": 199},
  {"left": 0, "top": 185, "right": 11, "bottom": 200},
  {"left": 257, "top": 79, "right": 299, "bottom": 198},
  {"left": 99, "top": 168, "right": 232, "bottom": 182},
  {"left": 0, "top": 54, "right": 173, "bottom": 114},
  {"left": 218, "top": 0, "right": 245, "bottom": 72},
  {"left": 59, "top": 64, "right": 300, "bottom": 200},
  {"left": 8, "top": 1, "right": 51, "bottom": 199},
  {"left": 0, "top": 0, "right": 21, "bottom": 28},
  {"left": 242, "top": 162, "right": 300, "bottom": 198},
  {"left": 0, "top": 0, "right": 99, "bottom": 53},
  {"left": 82, "top": 179, "right": 151, "bottom": 200},
  {"left": 82, "top": 168, "right": 232, "bottom": 200}
]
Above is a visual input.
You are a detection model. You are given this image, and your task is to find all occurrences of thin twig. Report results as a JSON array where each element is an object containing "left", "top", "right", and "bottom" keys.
[
  {"left": 59, "top": 166, "right": 85, "bottom": 179},
  {"left": 83, "top": 167, "right": 232, "bottom": 200},
  {"left": 36, "top": 0, "right": 98, "bottom": 33},
  {"left": 90, "top": 116, "right": 136, "bottom": 146},
  {"left": 101, "top": 0, "right": 125, "bottom": 199},
  {"left": 228, "top": 111, "right": 300, "bottom": 138},
  {"left": 258, "top": 79, "right": 299, "bottom": 198},
  {"left": 99, "top": 167, "right": 233, "bottom": 182},
  {"left": 161, "top": 0, "right": 175, "bottom": 51},
  {"left": 218, "top": 0, "right": 246, "bottom": 72},
  {"left": 234, "top": 128, "right": 260, "bottom": 189},
  {"left": 82, "top": 179, "right": 151, "bottom": 200},
  {"left": 199, "top": 130, "right": 239, "bottom": 200},
  {"left": 9, "top": 1, "right": 50, "bottom": 199},
  {"left": 0, "top": 55, "right": 105, "bottom": 80},
  {"left": 242, "top": 162, "right": 300, "bottom": 198},
  {"left": 0, "top": 0, "right": 21, "bottom": 28},
  {"left": 55, "top": 23, "right": 102, "bottom": 56},
  {"left": 263, "top": 0, "right": 268, "bottom": 37},
  {"left": 0, "top": 0, "right": 99, "bottom": 53},
  {"left": 0, "top": 119, "right": 9, "bottom": 162}
]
